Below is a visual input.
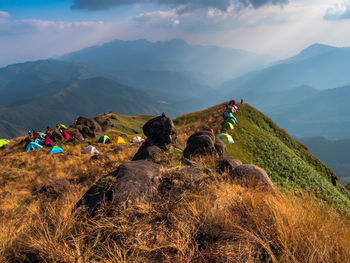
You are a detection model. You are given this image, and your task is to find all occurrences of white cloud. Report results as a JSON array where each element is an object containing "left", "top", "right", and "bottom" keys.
[{"left": 324, "top": 2, "right": 350, "bottom": 20}]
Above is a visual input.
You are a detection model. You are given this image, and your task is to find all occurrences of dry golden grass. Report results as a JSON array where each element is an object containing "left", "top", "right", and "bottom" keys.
[{"left": 1, "top": 133, "right": 350, "bottom": 262}]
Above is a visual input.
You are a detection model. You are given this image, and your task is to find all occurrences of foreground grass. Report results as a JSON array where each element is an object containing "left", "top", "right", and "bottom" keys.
[{"left": 1, "top": 173, "right": 350, "bottom": 262}]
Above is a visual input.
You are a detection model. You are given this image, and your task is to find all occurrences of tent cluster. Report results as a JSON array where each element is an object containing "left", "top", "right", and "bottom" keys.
[
  {"left": 25, "top": 125, "right": 69, "bottom": 154},
  {"left": 217, "top": 99, "right": 240, "bottom": 144}
]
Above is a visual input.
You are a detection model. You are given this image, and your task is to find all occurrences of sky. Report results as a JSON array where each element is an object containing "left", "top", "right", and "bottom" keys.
[{"left": 2, "top": 0, "right": 350, "bottom": 67}]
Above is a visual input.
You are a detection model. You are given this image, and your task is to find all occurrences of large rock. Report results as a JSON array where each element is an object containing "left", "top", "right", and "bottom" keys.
[
  {"left": 132, "top": 141, "right": 167, "bottom": 164},
  {"left": 49, "top": 130, "right": 65, "bottom": 142},
  {"left": 75, "top": 116, "right": 102, "bottom": 137},
  {"left": 66, "top": 128, "right": 84, "bottom": 141},
  {"left": 230, "top": 164, "right": 276, "bottom": 191},
  {"left": 143, "top": 113, "right": 177, "bottom": 149},
  {"left": 75, "top": 160, "right": 161, "bottom": 215},
  {"left": 183, "top": 132, "right": 217, "bottom": 159},
  {"left": 219, "top": 157, "right": 242, "bottom": 172},
  {"left": 214, "top": 138, "right": 227, "bottom": 157}
]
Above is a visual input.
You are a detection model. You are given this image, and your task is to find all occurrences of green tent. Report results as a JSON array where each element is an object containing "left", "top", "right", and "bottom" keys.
[
  {"left": 217, "top": 133, "right": 234, "bottom": 144},
  {"left": 223, "top": 121, "right": 234, "bottom": 130},
  {"left": 225, "top": 118, "right": 236, "bottom": 126},
  {"left": 0, "top": 139, "right": 9, "bottom": 148}
]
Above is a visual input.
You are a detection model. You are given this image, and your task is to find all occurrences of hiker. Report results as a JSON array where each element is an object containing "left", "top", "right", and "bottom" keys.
[
  {"left": 241, "top": 99, "right": 244, "bottom": 104},
  {"left": 28, "top": 131, "right": 32, "bottom": 138},
  {"left": 46, "top": 126, "right": 52, "bottom": 135}
]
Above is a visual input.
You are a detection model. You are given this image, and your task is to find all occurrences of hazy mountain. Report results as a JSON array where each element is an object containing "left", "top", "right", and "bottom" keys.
[
  {"left": 221, "top": 43, "right": 350, "bottom": 97},
  {"left": 265, "top": 85, "right": 350, "bottom": 138},
  {"left": 0, "top": 77, "right": 168, "bottom": 138},
  {"left": 61, "top": 38, "right": 272, "bottom": 85},
  {"left": 298, "top": 136, "right": 350, "bottom": 184},
  {"left": 0, "top": 60, "right": 97, "bottom": 106}
]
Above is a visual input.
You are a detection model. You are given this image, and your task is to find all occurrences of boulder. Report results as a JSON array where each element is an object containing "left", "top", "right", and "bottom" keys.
[
  {"left": 75, "top": 160, "right": 161, "bottom": 215},
  {"left": 38, "top": 179, "right": 70, "bottom": 199},
  {"left": 183, "top": 134, "right": 216, "bottom": 159},
  {"left": 230, "top": 164, "right": 276, "bottom": 191},
  {"left": 132, "top": 141, "right": 167, "bottom": 163},
  {"left": 49, "top": 130, "right": 65, "bottom": 142},
  {"left": 143, "top": 113, "right": 177, "bottom": 149},
  {"left": 187, "top": 131, "right": 215, "bottom": 145},
  {"left": 75, "top": 116, "right": 102, "bottom": 137},
  {"left": 219, "top": 157, "right": 242, "bottom": 172},
  {"left": 66, "top": 128, "right": 84, "bottom": 141},
  {"left": 214, "top": 138, "right": 227, "bottom": 157}
]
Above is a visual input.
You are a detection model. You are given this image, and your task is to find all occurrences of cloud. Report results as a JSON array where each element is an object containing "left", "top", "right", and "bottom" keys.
[
  {"left": 71, "top": 0, "right": 289, "bottom": 13},
  {"left": 0, "top": 11, "right": 112, "bottom": 67},
  {"left": 324, "top": 2, "right": 350, "bottom": 20}
]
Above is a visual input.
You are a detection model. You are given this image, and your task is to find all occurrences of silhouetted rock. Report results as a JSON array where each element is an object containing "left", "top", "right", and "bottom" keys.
[
  {"left": 230, "top": 164, "right": 276, "bottom": 191},
  {"left": 75, "top": 116, "right": 102, "bottom": 137},
  {"left": 132, "top": 141, "right": 167, "bottom": 163},
  {"left": 183, "top": 133, "right": 216, "bottom": 159},
  {"left": 219, "top": 157, "right": 242, "bottom": 172},
  {"left": 75, "top": 160, "right": 161, "bottom": 215},
  {"left": 143, "top": 113, "right": 177, "bottom": 150},
  {"left": 66, "top": 128, "right": 84, "bottom": 141},
  {"left": 49, "top": 130, "right": 65, "bottom": 142},
  {"left": 214, "top": 138, "right": 227, "bottom": 157}
]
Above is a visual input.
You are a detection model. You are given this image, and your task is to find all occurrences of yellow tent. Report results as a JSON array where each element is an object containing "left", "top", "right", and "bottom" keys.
[{"left": 114, "top": 136, "right": 126, "bottom": 144}]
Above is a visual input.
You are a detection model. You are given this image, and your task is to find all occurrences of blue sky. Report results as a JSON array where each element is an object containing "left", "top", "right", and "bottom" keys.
[{"left": 2, "top": 0, "right": 350, "bottom": 67}]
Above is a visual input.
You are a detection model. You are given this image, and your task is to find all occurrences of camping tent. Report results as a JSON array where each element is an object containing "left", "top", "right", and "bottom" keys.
[
  {"left": 132, "top": 136, "right": 142, "bottom": 143},
  {"left": 115, "top": 136, "right": 126, "bottom": 144},
  {"left": 48, "top": 146, "right": 64, "bottom": 154},
  {"left": 98, "top": 135, "right": 111, "bottom": 144},
  {"left": 45, "top": 137, "right": 54, "bottom": 146},
  {"left": 223, "top": 122, "right": 234, "bottom": 130},
  {"left": 61, "top": 131, "right": 71, "bottom": 140},
  {"left": 225, "top": 118, "right": 236, "bottom": 126},
  {"left": 26, "top": 142, "right": 43, "bottom": 151},
  {"left": 57, "top": 124, "right": 67, "bottom": 129},
  {"left": 0, "top": 139, "right": 9, "bottom": 148},
  {"left": 227, "top": 116, "right": 238, "bottom": 123},
  {"left": 217, "top": 133, "right": 234, "bottom": 144},
  {"left": 83, "top": 145, "right": 99, "bottom": 155},
  {"left": 35, "top": 138, "right": 44, "bottom": 145}
]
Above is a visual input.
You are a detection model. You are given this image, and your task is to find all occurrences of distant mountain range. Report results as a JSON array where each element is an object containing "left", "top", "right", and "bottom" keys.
[
  {"left": 298, "top": 136, "right": 350, "bottom": 184},
  {"left": 0, "top": 77, "right": 167, "bottom": 137},
  {"left": 0, "top": 39, "right": 271, "bottom": 138},
  {"left": 221, "top": 43, "right": 350, "bottom": 139}
]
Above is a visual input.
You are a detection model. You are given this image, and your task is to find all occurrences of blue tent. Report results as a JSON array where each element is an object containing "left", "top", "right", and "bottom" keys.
[
  {"left": 48, "top": 146, "right": 64, "bottom": 154},
  {"left": 35, "top": 138, "right": 44, "bottom": 145},
  {"left": 26, "top": 142, "right": 43, "bottom": 152},
  {"left": 98, "top": 135, "right": 111, "bottom": 144}
]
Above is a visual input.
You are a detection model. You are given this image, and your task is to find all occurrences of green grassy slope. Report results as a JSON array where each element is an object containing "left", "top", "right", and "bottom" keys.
[{"left": 174, "top": 103, "right": 350, "bottom": 211}]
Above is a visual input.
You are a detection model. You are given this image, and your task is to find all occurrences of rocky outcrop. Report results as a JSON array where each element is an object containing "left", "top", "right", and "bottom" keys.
[
  {"left": 183, "top": 131, "right": 226, "bottom": 159},
  {"left": 143, "top": 113, "right": 177, "bottom": 150},
  {"left": 230, "top": 164, "right": 276, "bottom": 191},
  {"left": 38, "top": 179, "right": 70, "bottom": 199},
  {"left": 75, "top": 116, "right": 102, "bottom": 137},
  {"left": 219, "top": 157, "right": 242, "bottom": 172},
  {"left": 66, "top": 128, "right": 84, "bottom": 141},
  {"left": 75, "top": 160, "right": 161, "bottom": 215},
  {"left": 49, "top": 130, "right": 65, "bottom": 142},
  {"left": 132, "top": 113, "right": 177, "bottom": 162}
]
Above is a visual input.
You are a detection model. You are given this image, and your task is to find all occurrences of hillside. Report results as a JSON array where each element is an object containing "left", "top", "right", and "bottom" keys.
[
  {"left": 0, "top": 77, "right": 166, "bottom": 138},
  {"left": 299, "top": 136, "right": 350, "bottom": 184},
  {"left": 1, "top": 102, "right": 350, "bottom": 262}
]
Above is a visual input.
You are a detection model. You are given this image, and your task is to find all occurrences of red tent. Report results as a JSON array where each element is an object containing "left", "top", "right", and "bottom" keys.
[
  {"left": 61, "top": 131, "right": 71, "bottom": 140},
  {"left": 45, "top": 137, "right": 54, "bottom": 146}
]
